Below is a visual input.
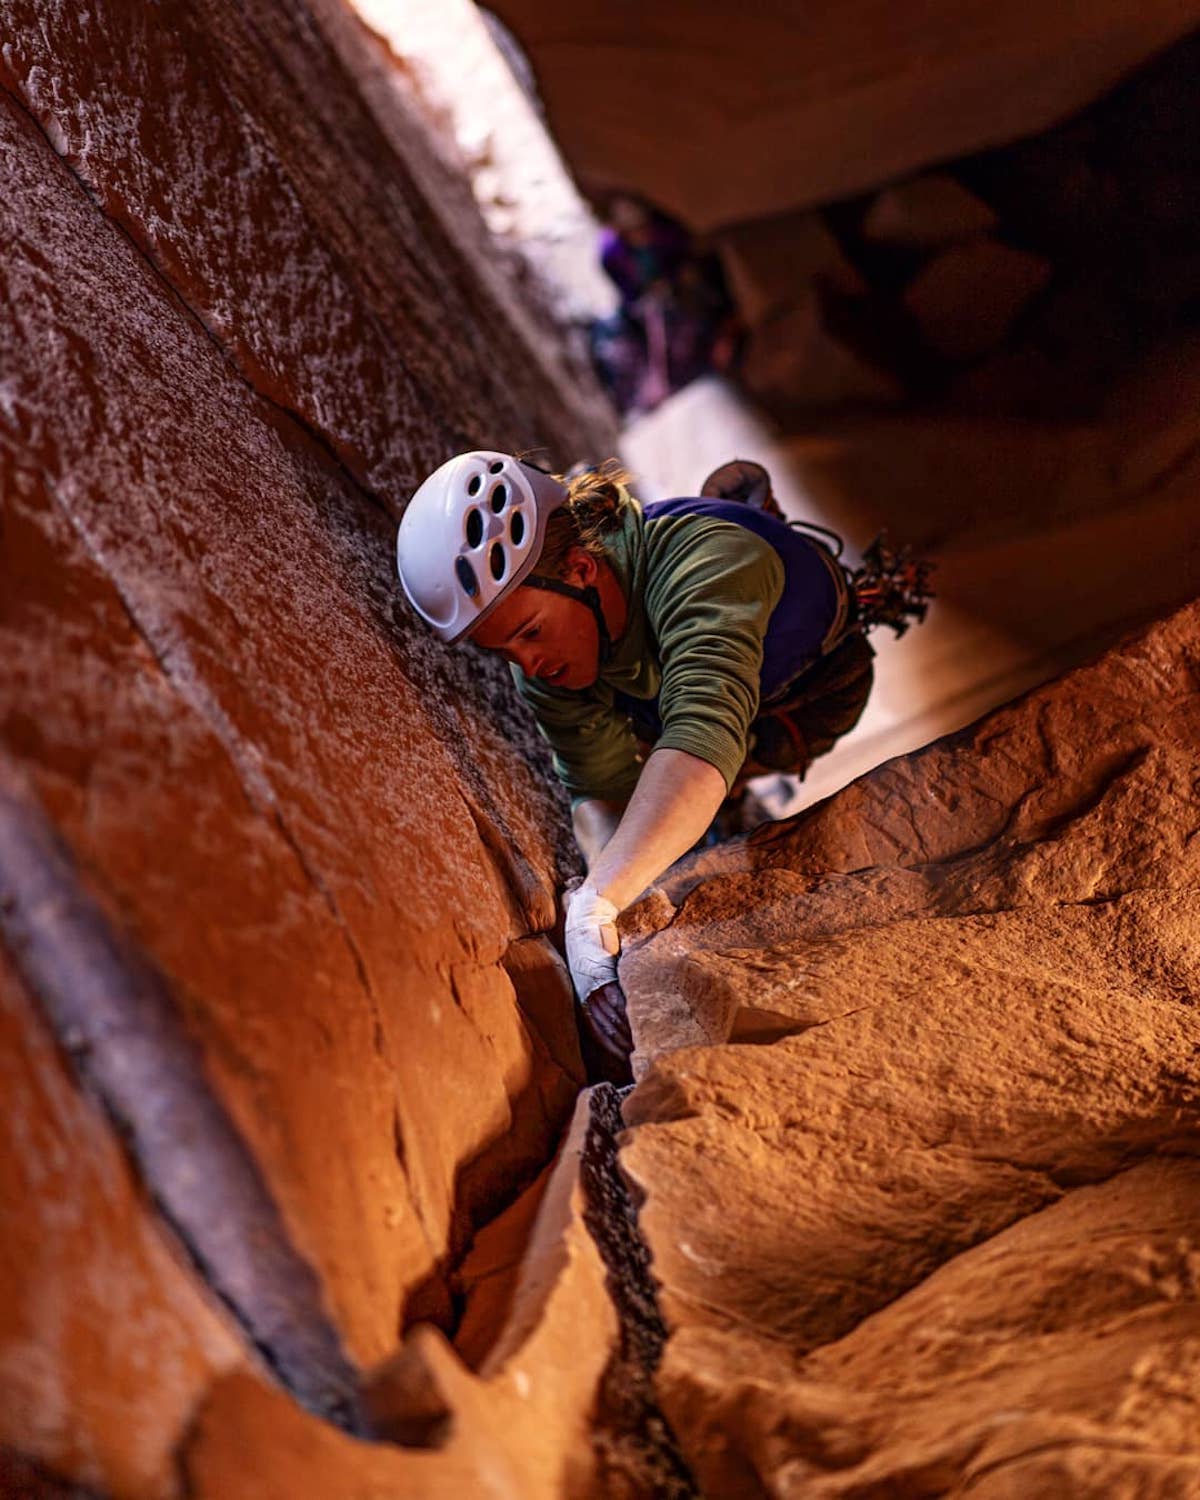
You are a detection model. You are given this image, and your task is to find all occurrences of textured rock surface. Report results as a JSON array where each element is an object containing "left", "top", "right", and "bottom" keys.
[
  {"left": 0, "top": 0, "right": 605, "bottom": 499},
  {"left": 714, "top": 211, "right": 865, "bottom": 329},
  {"left": 0, "top": 947, "right": 245, "bottom": 1499},
  {"left": 712, "top": 211, "right": 899, "bottom": 410},
  {"left": 659, "top": 1160, "right": 1200, "bottom": 1497},
  {"left": 0, "top": 0, "right": 618, "bottom": 1490},
  {"left": 488, "top": 1, "right": 1200, "bottom": 230},
  {"left": 185, "top": 1090, "right": 619, "bottom": 1500},
  {"left": 6, "top": 0, "right": 1200, "bottom": 1493},
  {"left": 738, "top": 295, "right": 905, "bottom": 411},
  {"left": 617, "top": 601, "right": 1200, "bottom": 1495}
]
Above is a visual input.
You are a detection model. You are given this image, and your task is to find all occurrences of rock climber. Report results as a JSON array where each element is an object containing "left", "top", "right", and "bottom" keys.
[{"left": 395, "top": 451, "right": 929, "bottom": 1080}]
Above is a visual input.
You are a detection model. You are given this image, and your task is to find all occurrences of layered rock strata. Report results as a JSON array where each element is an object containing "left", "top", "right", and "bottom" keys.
[{"left": 616, "top": 600, "right": 1200, "bottom": 1496}]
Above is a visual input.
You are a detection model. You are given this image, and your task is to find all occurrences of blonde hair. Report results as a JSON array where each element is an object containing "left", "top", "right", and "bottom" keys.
[{"left": 536, "top": 459, "right": 632, "bottom": 578}]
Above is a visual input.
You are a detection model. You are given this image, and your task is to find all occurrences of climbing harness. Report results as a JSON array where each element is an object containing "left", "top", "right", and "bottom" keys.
[{"left": 398, "top": 450, "right": 932, "bottom": 763}]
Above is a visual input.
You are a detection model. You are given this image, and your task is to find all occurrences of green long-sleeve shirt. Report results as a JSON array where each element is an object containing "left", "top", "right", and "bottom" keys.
[{"left": 514, "top": 495, "right": 784, "bottom": 801}]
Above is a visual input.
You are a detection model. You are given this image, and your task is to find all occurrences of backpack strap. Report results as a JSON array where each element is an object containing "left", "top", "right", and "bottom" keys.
[{"left": 698, "top": 458, "right": 935, "bottom": 645}]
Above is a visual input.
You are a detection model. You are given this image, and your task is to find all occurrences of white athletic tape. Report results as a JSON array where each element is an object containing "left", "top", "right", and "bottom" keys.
[{"left": 564, "top": 882, "right": 620, "bottom": 1003}]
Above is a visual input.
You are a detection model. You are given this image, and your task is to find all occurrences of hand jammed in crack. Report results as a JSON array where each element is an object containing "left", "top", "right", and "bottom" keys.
[{"left": 563, "top": 881, "right": 634, "bottom": 1074}]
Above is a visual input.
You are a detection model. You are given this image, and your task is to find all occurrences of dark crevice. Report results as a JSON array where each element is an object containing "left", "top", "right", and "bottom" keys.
[
  {"left": 729, "top": 1002, "right": 858, "bottom": 1045},
  {"left": 581, "top": 1084, "right": 701, "bottom": 1499},
  {"left": 1044, "top": 1141, "right": 1200, "bottom": 1192},
  {"left": 400, "top": 1254, "right": 458, "bottom": 1336},
  {"left": 360, "top": 1339, "right": 457, "bottom": 1450},
  {"left": 391, "top": 1105, "right": 409, "bottom": 1177},
  {"left": 460, "top": 788, "right": 553, "bottom": 933}
]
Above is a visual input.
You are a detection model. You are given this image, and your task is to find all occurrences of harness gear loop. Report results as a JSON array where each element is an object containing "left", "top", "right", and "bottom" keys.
[{"left": 849, "top": 533, "right": 935, "bottom": 640}]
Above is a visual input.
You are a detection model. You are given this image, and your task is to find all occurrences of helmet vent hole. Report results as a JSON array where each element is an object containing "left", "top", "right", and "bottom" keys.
[
  {"left": 490, "top": 483, "right": 508, "bottom": 512},
  {"left": 465, "top": 508, "right": 484, "bottom": 548},
  {"left": 510, "top": 510, "right": 525, "bottom": 545},
  {"left": 489, "top": 543, "right": 506, "bottom": 581},
  {"left": 455, "top": 557, "right": 480, "bottom": 598},
  {"left": 488, "top": 460, "right": 504, "bottom": 475},
  {"left": 467, "top": 474, "right": 483, "bottom": 496}
]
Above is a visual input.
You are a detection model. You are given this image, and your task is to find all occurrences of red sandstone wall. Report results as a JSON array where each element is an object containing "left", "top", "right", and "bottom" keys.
[
  {"left": 0, "top": 1, "right": 617, "bottom": 1491},
  {"left": 616, "top": 600, "right": 1200, "bottom": 1496}
]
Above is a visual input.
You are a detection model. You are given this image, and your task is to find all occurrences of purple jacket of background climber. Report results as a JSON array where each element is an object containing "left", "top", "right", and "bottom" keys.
[
  {"left": 591, "top": 199, "right": 738, "bottom": 413},
  {"left": 598, "top": 214, "right": 691, "bottom": 302}
]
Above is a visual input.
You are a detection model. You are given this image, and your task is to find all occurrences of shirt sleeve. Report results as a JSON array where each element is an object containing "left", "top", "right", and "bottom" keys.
[
  {"left": 644, "top": 518, "right": 784, "bottom": 791},
  {"left": 513, "top": 669, "right": 643, "bottom": 803}
]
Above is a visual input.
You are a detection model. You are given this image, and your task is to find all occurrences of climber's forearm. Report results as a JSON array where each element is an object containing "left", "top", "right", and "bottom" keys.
[
  {"left": 585, "top": 747, "right": 726, "bottom": 912},
  {"left": 571, "top": 797, "right": 627, "bottom": 870}
]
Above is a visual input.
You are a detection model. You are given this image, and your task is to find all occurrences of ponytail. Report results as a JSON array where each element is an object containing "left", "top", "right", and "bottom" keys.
[{"left": 536, "top": 458, "right": 632, "bottom": 577}]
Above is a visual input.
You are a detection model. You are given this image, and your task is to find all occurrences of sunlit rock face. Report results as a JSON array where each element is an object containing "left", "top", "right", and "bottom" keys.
[
  {"left": 487, "top": 1, "right": 1200, "bottom": 231},
  {"left": 0, "top": 0, "right": 618, "bottom": 1491},
  {"left": 618, "top": 600, "right": 1200, "bottom": 1495}
]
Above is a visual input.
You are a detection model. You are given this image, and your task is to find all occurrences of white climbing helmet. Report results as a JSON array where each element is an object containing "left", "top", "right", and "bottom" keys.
[{"left": 396, "top": 451, "right": 569, "bottom": 643}]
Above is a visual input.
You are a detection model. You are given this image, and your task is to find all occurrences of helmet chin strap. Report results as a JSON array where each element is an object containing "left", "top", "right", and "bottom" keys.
[{"left": 523, "top": 574, "right": 613, "bottom": 666}]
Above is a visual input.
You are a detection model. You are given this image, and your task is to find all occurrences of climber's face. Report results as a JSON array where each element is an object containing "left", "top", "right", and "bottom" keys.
[{"left": 472, "top": 548, "right": 603, "bottom": 691}]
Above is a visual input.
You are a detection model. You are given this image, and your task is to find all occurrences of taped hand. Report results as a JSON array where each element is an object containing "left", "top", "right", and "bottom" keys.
[
  {"left": 563, "top": 882, "right": 619, "bottom": 1001},
  {"left": 563, "top": 883, "right": 633, "bottom": 1070}
]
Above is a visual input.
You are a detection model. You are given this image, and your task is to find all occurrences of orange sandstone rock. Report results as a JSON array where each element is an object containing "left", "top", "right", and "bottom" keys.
[
  {"left": 618, "top": 602, "right": 1200, "bottom": 1495},
  {"left": 657, "top": 1161, "right": 1200, "bottom": 1497},
  {"left": 904, "top": 239, "right": 1053, "bottom": 361},
  {"left": 863, "top": 174, "right": 999, "bottom": 249},
  {"left": 187, "top": 1092, "right": 619, "bottom": 1500},
  {"left": 0, "top": 949, "right": 246, "bottom": 1499}
]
